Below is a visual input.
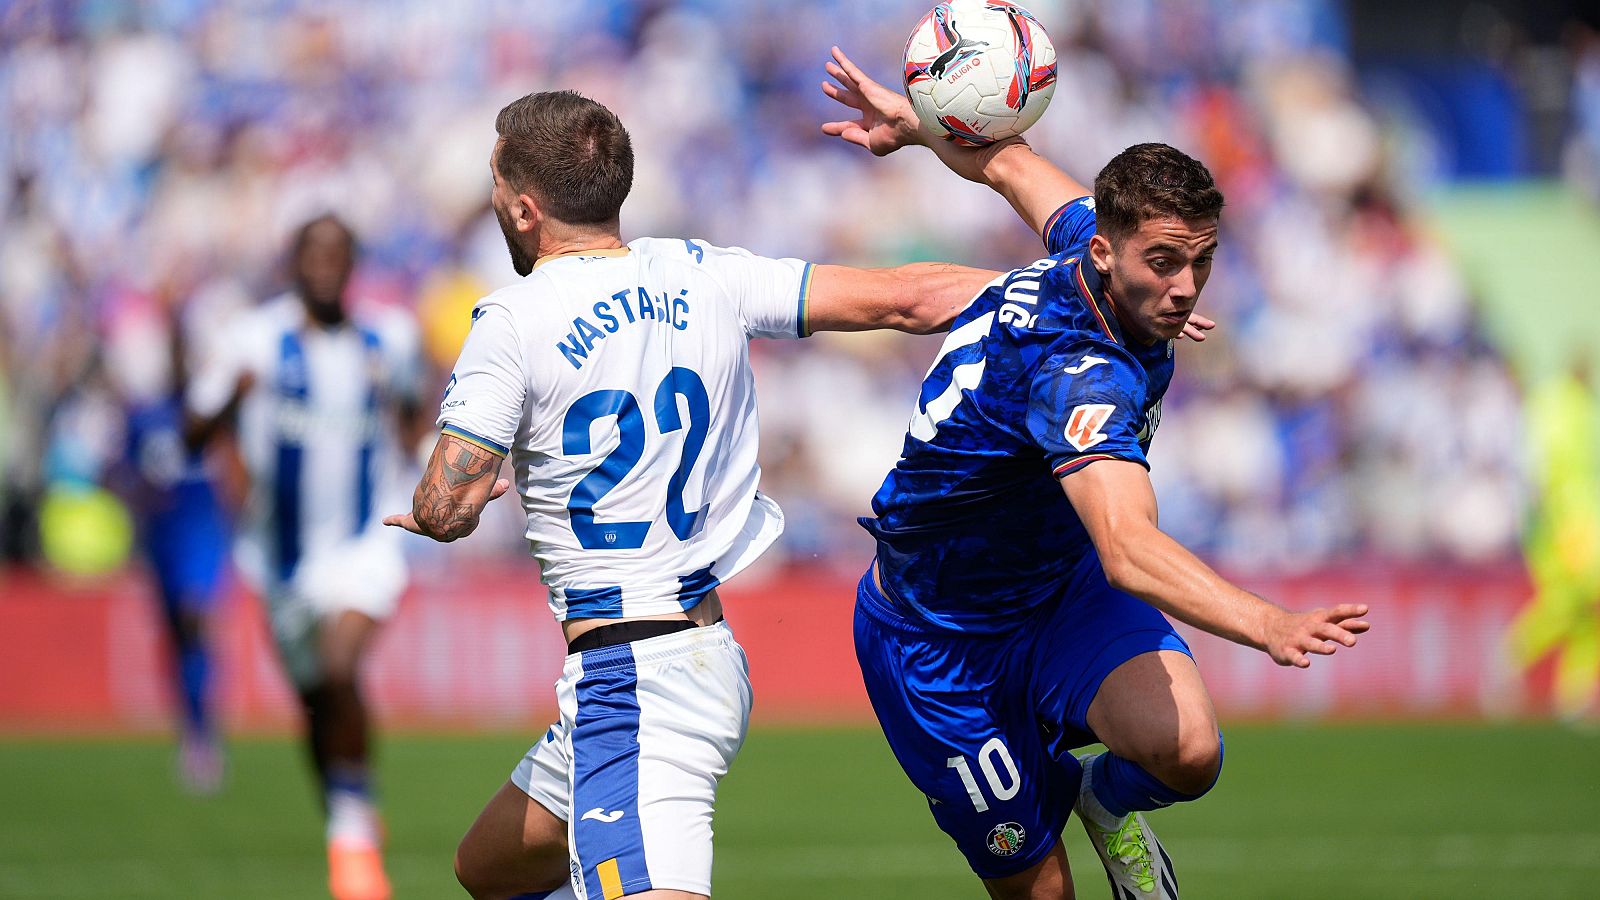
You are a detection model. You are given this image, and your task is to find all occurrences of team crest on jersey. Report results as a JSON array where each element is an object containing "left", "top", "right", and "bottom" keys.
[
  {"left": 1064, "top": 403, "right": 1115, "bottom": 451},
  {"left": 988, "top": 821, "right": 1026, "bottom": 857}
]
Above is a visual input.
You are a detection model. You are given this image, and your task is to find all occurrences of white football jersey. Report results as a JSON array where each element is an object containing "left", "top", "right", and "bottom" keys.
[
  {"left": 188, "top": 293, "right": 421, "bottom": 593},
  {"left": 439, "top": 237, "right": 812, "bottom": 620}
]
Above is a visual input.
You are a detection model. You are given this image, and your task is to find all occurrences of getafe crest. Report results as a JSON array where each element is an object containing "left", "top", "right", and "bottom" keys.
[{"left": 987, "top": 821, "right": 1027, "bottom": 857}]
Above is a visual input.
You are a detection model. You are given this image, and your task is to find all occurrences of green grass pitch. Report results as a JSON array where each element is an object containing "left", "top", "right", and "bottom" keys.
[{"left": 1, "top": 723, "right": 1595, "bottom": 898}]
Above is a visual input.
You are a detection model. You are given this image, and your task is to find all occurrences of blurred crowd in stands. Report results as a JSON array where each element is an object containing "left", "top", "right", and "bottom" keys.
[{"left": 3, "top": 0, "right": 1597, "bottom": 573}]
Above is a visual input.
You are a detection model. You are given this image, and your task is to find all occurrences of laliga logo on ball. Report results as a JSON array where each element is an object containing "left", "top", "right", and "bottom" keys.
[{"left": 903, "top": 0, "right": 1058, "bottom": 146}]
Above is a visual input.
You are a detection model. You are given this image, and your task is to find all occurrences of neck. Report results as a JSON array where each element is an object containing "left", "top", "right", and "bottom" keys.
[
  {"left": 301, "top": 298, "right": 346, "bottom": 327},
  {"left": 536, "top": 220, "right": 624, "bottom": 260}
]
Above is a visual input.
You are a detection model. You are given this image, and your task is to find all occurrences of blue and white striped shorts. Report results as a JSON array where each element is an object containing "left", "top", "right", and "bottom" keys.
[{"left": 512, "top": 620, "right": 752, "bottom": 899}]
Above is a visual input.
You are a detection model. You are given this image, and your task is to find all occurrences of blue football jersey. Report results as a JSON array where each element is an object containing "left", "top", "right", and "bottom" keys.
[{"left": 859, "top": 197, "right": 1175, "bottom": 634}]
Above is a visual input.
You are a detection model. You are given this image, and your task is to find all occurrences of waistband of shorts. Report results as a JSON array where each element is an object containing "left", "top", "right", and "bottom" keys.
[
  {"left": 563, "top": 618, "right": 737, "bottom": 674},
  {"left": 857, "top": 559, "right": 1014, "bottom": 640},
  {"left": 855, "top": 562, "right": 931, "bottom": 635},
  {"left": 567, "top": 617, "right": 706, "bottom": 653}
]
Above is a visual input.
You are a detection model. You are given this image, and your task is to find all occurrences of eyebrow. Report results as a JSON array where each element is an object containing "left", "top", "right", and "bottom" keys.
[{"left": 1145, "top": 241, "right": 1219, "bottom": 257}]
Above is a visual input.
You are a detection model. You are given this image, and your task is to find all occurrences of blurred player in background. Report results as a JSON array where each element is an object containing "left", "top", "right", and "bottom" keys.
[
  {"left": 1511, "top": 360, "right": 1600, "bottom": 719},
  {"left": 384, "top": 90, "right": 999, "bottom": 900},
  {"left": 107, "top": 283, "right": 230, "bottom": 793},
  {"left": 822, "top": 49, "right": 1370, "bottom": 899},
  {"left": 187, "top": 214, "right": 425, "bottom": 900}
]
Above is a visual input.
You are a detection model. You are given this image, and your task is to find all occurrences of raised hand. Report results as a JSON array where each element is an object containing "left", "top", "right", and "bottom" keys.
[
  {"left": 1262, "top": 603, "right": 1371, "bottom": 668},
  {"left": 821, "top": 46, "right": 927, "bottom": 156}
]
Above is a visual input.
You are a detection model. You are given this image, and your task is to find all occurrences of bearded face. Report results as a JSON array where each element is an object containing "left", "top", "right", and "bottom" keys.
[{"left": 495, "top": 198, "right": 535, "bottom": 277}]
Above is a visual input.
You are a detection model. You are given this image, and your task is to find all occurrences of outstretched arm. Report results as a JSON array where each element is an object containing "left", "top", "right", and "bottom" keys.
[
  {"left": 384, "top": 432, "right": 511, "bottom": 542},
  {"left": 822, "top": 46, "right": 1088, "bottom": 236},
  {"left": 820, "top": 46, "right": 1214, "bottom": 342},
  {"left": 1063, "top": 459, "right": 1370, "bottom": 667},
  {"left": 806, "top": 262, "right": 999, "bottom": 335}
]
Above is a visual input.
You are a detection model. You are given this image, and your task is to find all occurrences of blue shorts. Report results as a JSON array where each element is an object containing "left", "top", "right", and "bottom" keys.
[
  {"left": 142, "top": 481, "right": 228, "bottom": 613},
  {"left": 853, "top": 549, "right": 1191, "bottom": 879}
]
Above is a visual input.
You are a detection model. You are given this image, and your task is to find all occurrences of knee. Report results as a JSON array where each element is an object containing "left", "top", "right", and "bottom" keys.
[
  {"left": 452, "top": 845, "right": 486, "bottom": 899},
  {"left": 1122, "top": 724, "right": 1222, "bottom": 798},
  {"left": 452, "top": 842, "right": 502, "bottom": 900},
  {"left": 1164, "top": 728, "right": 1223, "bottom": 797},
  {"left": 319, "top": 655, "right": 362, "bottom": 693},
  {"left": 454, "top": 835, "right": 565, "bottom": 900}
]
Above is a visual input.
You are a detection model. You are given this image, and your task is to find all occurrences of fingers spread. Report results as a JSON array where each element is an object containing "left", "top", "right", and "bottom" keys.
[
  {"left": 1313, "top": 622, "right": 1358, "bottom": 647},
  {"left": 820, "top": 123, "right": 870, "bottom": 149},
  {"left": 832, "top": 46, "right": 872, "bottom": 86},
  {"left": 1304, "top": 638, "right": 1338, "bottom": 656},
  {"left": 1328, "top": 603, "right": 1369, "bottom": 620},
  {"left": 824, "top": 61, "right": 859, "bottom": 96}
]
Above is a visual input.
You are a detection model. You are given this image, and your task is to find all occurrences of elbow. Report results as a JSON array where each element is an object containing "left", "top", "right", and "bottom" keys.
[
  {"left": 1098, "top": 542, "right": 1141, "bottom": 595},
  {"left": 895, "top": 294, "right": 950, "bottom": 335}
]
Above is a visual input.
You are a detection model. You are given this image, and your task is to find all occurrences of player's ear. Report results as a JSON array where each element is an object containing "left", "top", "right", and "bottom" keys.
[
  {"left": 508, "top": 191, "right": 543, "bottom": 233},
  {"left": 1088, "top": 233, "right": 1114, "bottom": 275}
]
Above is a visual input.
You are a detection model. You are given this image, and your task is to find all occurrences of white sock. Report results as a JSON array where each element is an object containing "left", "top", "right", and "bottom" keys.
[
  {"left": 326, "top": 786, "right": 380, "bottom": 846},
  {"left": 1076, "top": 753, "right": 1124, "bottom": 831}
]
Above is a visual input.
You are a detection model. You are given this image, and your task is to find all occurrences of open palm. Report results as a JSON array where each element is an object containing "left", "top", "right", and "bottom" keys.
[{"left": 820, "top": 46, "right": 926, "bottom": 156}]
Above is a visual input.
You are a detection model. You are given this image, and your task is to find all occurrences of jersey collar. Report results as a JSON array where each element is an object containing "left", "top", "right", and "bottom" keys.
[
  {"left": 531, "top": 246, "right": 631, "bottom": 271},
  {"left": 1072, "top": 257, "right": 1127, "bottom": 345}
]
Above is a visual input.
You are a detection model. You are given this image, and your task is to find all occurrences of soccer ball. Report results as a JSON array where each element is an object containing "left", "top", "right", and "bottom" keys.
[{"left": 902, "top": 1, "right": 1057, "bottom": 146}]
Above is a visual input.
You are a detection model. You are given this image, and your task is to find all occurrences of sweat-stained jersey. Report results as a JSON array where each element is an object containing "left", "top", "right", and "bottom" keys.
[
  {"left": 860, "top": 197, "right": 1175, "bottom": 635},
  {"left": 437, "top": 237, "right": 812, "bottom": 621}
]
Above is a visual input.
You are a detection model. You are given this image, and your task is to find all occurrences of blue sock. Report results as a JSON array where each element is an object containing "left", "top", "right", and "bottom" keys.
[
  {"left": 1085, "top": 738, "right": 1225, "bottom": 818},
  {"left": 325, "top": 767, "right": 371, "bottom": 799},
  {"left": 177, "top": 641, "right": 212, "bottom": 736}
]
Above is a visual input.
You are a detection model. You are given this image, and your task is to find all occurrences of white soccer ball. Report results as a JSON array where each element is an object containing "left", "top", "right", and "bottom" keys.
[{"left": 902, "top": 1, "right": 1057, "bottom": 146}]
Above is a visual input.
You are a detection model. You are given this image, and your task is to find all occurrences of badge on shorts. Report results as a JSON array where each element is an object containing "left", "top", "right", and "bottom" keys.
[{"left": 987, "top": 821, "right": 1026, "bottom": 857}]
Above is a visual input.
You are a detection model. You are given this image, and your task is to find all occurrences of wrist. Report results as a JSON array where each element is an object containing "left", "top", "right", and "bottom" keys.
[
  {"left": 1244, "top": 592, "right": 1281, "bottom": 651},
  {"left": 978, "top": 139, "right": 1035, "bottom": 186}
]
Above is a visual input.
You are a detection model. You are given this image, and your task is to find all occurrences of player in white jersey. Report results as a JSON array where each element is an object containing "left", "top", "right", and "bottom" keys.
[
  {"left": 381, "top": 91, "right": 996, "bottom": 900},
  {"left": 188, "top": 214, "right": 423, "bottom": 900}
]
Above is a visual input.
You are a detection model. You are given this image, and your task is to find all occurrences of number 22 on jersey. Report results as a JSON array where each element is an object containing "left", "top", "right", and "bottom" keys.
[{"left": 561, "top": 366, "right": 709, "bottom": 550}]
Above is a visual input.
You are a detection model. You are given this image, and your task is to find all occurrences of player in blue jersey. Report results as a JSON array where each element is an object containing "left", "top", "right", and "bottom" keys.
[
  {"left": 822, "top": 49, "right": 1371, "bottom": 899},
  {"left": 114, "top": 299, "right": 229, "bottom": 793}
]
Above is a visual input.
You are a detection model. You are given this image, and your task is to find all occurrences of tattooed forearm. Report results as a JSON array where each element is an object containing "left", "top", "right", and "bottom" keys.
[
  {"left": 442, "top": 441, "right": 497, "bottom": 488},
  {"left": 411, "top": 436, "right": 502, "bottom": 541},
  {"left": 412, "top": 479, "right": 481, "bottom": 541}
]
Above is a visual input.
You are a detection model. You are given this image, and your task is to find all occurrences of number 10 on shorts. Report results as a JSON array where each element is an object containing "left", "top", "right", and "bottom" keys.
[{"left": 947, "top": 738, "right": 1021, "bottom": 812}]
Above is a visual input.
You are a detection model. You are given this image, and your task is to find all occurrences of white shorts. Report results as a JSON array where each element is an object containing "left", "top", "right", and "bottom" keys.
[
  {"left": 511, "top": 620, "right": 753, "bottom": 899},
  {"left": 255, "top": 528, "right": 407, "bottom": 689}
]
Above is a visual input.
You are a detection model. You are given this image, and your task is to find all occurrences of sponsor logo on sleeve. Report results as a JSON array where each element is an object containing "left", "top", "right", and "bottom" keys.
[
  {"left": 1064, "top": 355, "right": 1108, "bottom": 375},
  {"left": 1064, "top": 403, "right": 1115, "bottom": 451}
]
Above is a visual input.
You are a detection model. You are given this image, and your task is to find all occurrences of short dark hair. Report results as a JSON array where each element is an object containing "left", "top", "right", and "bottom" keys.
[
  {"left": 494, "top": 91, "right": 634, "bottom": 225},
  {"left": 290, "top": 213, "right": 358, "bottom": 259},
  {"left": 1093, "top": 143, "right": 1224, "bottom": 241}
]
